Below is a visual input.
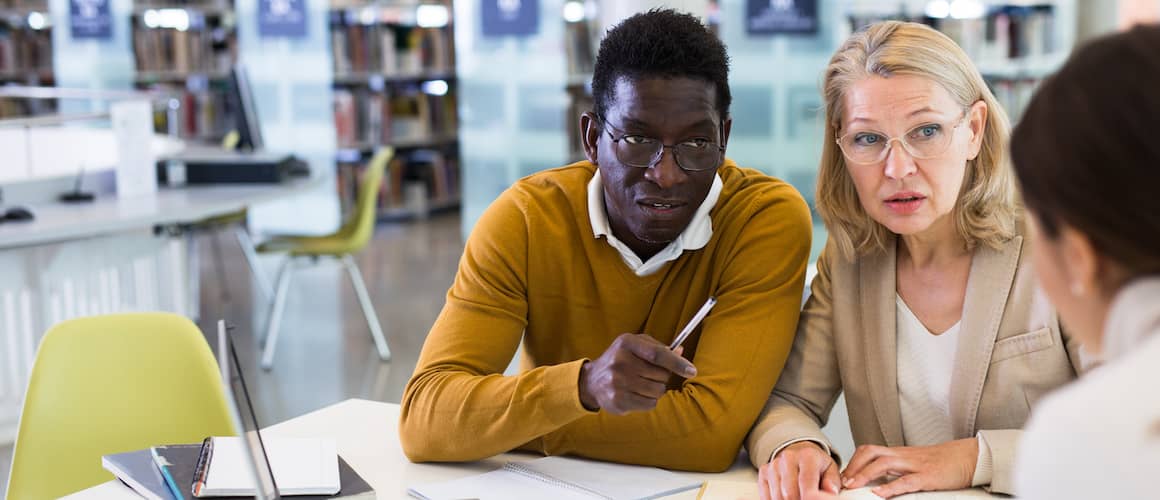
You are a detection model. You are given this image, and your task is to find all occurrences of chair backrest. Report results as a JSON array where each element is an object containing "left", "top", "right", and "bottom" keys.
[
  {"left": 6, "top": 313, "right": 235, "bottom": 500},
  {"left": 335, "top": 147, "right": 394, "bottom": 251}
]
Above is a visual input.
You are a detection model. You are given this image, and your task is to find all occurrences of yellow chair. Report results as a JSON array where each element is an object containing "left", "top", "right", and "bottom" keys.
[
  {"left": 256, "top": 147, "right": 393, "bottom": 369},
  {"left": 6, "top": 313, "right": 235, "bottom": 500}
]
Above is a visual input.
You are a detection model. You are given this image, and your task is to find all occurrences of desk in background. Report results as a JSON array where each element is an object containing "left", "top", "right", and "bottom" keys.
[
  {"left": 64, "top": 399, "right": 1002, "bottom": 500},
  {"left": 0, "top": 177, "right": 323, "bottom": 446}
]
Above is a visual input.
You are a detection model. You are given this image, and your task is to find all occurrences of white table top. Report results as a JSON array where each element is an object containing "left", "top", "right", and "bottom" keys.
[
  {"left": 63, "top": 399, "right": 1001, "bottom": 500},
  {"left": 0, "top": 176, "right": 324, "bottom": 249}
]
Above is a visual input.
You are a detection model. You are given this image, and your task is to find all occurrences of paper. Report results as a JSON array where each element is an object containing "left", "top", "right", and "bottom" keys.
[
  {"left": 409, "top": 456, "right": 702, "bottom": 500},
  {"left": 201, "top": 436, "right": 340, "bottom": 496},
  {"left": 111, "top": 99, "right": 157, "bottom": 198}
]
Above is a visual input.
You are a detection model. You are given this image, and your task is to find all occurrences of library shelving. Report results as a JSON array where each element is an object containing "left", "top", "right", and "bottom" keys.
[
  {"left": 846, "top": 0, "right": 1075, "bottom": 121},
  {"left": 0, "top": 0, "right": 53, "bottom": 117},
  {"left": 330, "top": 0, "right": 459, "bottom": 221},
  {"left": 130, "top": 0, "right": 238, "bottom": 142}
]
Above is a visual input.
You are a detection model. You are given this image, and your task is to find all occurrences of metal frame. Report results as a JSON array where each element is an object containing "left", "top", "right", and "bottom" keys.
[{"left": 260, "top": 254, "right": 390, "bottom": 370}]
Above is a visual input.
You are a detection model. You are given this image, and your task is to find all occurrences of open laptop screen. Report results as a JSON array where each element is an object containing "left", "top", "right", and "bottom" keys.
[{"left": 218, "top": 320, "right": 281, "bottom": 500}]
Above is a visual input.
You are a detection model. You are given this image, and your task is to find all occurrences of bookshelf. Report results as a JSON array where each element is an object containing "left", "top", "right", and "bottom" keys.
[
  {"left": 130, "top": 0, "right": 238, "bottom": 142},
  {"left": 845, "top": 0, "right": 1077, "bottom": 121},
  {"left": 0, "top": 0, "right": 53, "bottom": 117},
  {"left": 330, "top": 0, "right": 459, "bottom": 221}
]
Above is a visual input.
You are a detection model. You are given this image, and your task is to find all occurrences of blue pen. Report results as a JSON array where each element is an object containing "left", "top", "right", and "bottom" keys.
[{"left": 150, "top": 447, "right": 185, "bottom": 500}]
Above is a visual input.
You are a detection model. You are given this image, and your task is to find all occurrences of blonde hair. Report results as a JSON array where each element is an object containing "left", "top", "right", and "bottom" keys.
[{"left": 816, "top": 21, "right": 1018, "bottom": 259}]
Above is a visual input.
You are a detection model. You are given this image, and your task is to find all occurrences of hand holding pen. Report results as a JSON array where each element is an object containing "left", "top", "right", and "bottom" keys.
[{"left": 577, "top": 296, "right": 716, "bottom": 415}]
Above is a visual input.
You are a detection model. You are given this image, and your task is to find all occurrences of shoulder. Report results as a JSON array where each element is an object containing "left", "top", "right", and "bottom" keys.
[
  {"left": 713, "top": 162, "right": 811, "bottom": 235},
  {"left": 716, "top": 162, "right": 808, "bottom": 212}
]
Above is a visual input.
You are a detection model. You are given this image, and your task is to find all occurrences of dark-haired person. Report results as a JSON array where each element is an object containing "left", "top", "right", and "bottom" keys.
[
  {"left": 1010, "top": 24, "right": 1160, "bottom": 500},
  {"left": 398, "top": 9, "right": 811, "bottom": 471}
]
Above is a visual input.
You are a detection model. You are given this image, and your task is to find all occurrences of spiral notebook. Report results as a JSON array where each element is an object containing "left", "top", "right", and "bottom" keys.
[{"left": 407, "top": 456, "right": 702, "bottom": 500}]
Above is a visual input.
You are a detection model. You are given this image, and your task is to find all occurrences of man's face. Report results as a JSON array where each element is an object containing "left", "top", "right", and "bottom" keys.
[{"left": 582, "top": 76, "right": 731, "bottom": 258}]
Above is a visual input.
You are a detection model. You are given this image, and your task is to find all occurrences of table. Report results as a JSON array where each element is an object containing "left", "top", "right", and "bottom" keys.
[
  {"left": 0, "top": 177, "right": 323, "bottom": 249},
  {"left": 64, "top": 399, "right": 1002, "bottom": 500}
]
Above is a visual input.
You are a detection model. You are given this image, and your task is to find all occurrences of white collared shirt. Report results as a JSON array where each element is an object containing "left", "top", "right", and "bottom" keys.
[{"left": 586, "top": 169, "right": 723, "bottom": 277}]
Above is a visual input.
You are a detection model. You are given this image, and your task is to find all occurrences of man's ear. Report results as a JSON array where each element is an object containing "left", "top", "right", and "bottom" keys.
[{"left": 581, "top": 111, "right": 601, "bottom": 164}]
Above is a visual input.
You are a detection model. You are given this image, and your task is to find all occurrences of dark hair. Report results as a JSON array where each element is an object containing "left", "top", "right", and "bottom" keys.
[
  {"left": 591, "top": 9, "right": 731, "bottom": 119},
  {"left": 1011, "top": 24, "right": 1160, "bottom": 277}
]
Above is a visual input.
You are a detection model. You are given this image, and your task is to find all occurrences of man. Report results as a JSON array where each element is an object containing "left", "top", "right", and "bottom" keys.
[{"left": 400, "top": 9, "right": 811, "bottom": 472}]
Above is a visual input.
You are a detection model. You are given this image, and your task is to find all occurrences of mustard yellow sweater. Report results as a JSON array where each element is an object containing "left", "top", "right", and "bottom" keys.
[{"left": 400, "top": 160, "right": 811, "bottom": 472}]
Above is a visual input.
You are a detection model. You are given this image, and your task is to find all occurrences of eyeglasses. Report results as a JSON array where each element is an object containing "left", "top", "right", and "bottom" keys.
[
  {"left": 836, "top": 110, "right": 969, "bottom": 165},
  {"left": 599, "top": 116, "right": 725, "bottom": 172}
]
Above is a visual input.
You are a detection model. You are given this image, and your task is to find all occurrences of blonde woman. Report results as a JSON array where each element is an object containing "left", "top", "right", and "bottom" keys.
[{"left": 746, "top": 22, "right": 1082, "bottom": 500}]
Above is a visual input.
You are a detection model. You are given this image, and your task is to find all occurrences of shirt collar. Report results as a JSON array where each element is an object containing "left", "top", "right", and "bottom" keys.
[{"left": 586, "top": 168, "right": 723, "bottom": 276}]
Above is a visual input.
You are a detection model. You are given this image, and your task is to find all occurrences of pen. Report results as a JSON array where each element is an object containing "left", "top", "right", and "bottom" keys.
[
  {"left": 151, "top": 446, "right": 186, "bottom": 500},
  {"left": 668, "top": 296, "right": 717, "bottom": 350}
]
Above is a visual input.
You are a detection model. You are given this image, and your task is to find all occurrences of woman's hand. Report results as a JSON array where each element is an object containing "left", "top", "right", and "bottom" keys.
[
  {"left": 840, "top": 438, "right": 979, "bottom": 498},
  {"left": 758, "top": 441, "right": 842, "bottom": 500}
]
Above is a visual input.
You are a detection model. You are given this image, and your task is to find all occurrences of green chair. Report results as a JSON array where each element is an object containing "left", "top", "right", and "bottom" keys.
[
  {"left": 6, "top": 313, "right": 235, "bottom": 500},
  {"left": 256, "top": 147, "right": 393, "bottom": 370}
]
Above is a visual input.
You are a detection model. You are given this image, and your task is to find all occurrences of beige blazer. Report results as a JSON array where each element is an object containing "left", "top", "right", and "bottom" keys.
[{"left": 746, "top": 232, "right": 1083, "bottom": 495}]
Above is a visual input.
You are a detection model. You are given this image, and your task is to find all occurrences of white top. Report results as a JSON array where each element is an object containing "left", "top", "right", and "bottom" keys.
[
  {"left": 587, "top": 170, "right": 723, "bottom": 276},
  {"left": 896, "top": 295, "right": 961, "bottom": 447},
  {"left": 1015, "top": 278, "right": 1160, "bottom": 500}
]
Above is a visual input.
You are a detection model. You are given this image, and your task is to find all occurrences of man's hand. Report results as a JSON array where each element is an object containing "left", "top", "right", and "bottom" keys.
[
  {"left": 578, "top": 333, "right": 697, "bottom": 415},
  {"left": 758, "top": 441, "right": 841, "bottom": 500},
  {"left": 840, "top": 438, "right": 979, "bottom": 498}
]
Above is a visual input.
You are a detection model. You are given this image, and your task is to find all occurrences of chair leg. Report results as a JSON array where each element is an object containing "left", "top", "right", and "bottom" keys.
[
  {"left": 234, "top": 226, "right": 273, "bottom": 301},
  {"left": 261, "top": 256, "right": 295, "bottom": 370},
  {"left": 209, "top": 230, "right": 230, "bottom": 302},
  {"left": 342, "top": 254, "right": 390, "bottom": 361},
  {"left": 186, "top": 230, "right": 200, "bottom": 321}
]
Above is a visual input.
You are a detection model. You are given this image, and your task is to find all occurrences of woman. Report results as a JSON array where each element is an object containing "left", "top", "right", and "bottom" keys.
[
  {"left": 746, "top": 21, "right": 1082, "bottom": 500},
  {"left": 1010, "top": 25, "right": 1160, "bottom": 500}
]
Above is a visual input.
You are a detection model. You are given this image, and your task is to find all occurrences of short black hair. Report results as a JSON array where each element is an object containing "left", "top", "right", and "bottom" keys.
[{"left": 591, "top": 9, "right": 731, "bottom": 120}]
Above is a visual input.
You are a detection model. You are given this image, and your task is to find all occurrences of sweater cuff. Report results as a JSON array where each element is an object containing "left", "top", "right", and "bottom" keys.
[
  {"left": 556, "top": 358, "right": 598, "bottom": 417},
  {"left": 971, "top": 432, "right": 994, "bottom": 487}
]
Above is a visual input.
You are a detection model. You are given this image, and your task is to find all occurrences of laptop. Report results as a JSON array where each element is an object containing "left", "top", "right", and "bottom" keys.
[{"left": 217, "top": 320, "right": 281, "bottom": 500}]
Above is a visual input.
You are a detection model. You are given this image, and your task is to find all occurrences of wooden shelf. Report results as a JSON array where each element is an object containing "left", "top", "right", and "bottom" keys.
[
  {"left": 332, "top": 71, "right": 455, "bottom": 86},
  {"left": 134, "top": 71, "right": 230, "bottom": 83},
  {"left": 336, "top": 134, "right": 458, "bottom": 159}
]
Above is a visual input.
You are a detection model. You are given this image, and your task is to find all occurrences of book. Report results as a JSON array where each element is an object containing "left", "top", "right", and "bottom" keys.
[
  {"left": 407, "top": 455, "right": 702, "bottom": 500},
  {"left": 102, "top": 449, "right": 177, "bottom": 500},
  {"left": 150, "top": 441, "right": 374, "bottom": 499}
]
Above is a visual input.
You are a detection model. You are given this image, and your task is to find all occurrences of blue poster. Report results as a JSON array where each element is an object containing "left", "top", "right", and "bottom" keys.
[
  {"left": 258, "top": 0, "right": 308, "bottom": 38},
  {"left": 481, "top": 0, "right": 538, "bottom": 37},
  {"left": 70, "top": 0, "right": 112, "bottom": 40},
  {"left": 747, "top": 0, "right": 818, "bottom": 35}
]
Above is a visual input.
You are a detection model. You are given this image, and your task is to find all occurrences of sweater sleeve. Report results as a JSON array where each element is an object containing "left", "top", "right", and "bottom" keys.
[
  {"left": 532, "top": 186, "right": 814, "bottom": 472},
  {"left": 399, "top": 188, "right": 594, "bottom": 463}
]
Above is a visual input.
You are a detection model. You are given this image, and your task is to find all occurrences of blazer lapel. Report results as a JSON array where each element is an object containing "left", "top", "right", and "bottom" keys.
[
  {"left": 860, "top": 239, "right": 905, "bottom": 446},
  {"left": 949, "top": 235, "right": 1024, "bottom": 438}
]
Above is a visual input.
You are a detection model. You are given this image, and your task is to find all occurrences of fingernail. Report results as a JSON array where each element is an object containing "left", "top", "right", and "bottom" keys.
[
  {"left": 830, "top": 480, "right": 841, "bottom": 492},
  {"left": 842, "top": 477, "right": 852, "bottom": 487},
  {"left": 683, "top": 365, "right": 697, "bottom": 377}
]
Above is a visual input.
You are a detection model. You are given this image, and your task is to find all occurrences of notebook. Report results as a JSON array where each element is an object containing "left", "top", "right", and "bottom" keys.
[
  {"left": 149, "top": 443, "right": 373, "bottom": 499},
  {"left": 192, "top": 436, "right": 341, "bottom": 496},
  {"left": 407, "top": 456, "right": 702, "bottom": 500},
  {"left": 102, "top": 449, "right": 176, "bottom": 500}
]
